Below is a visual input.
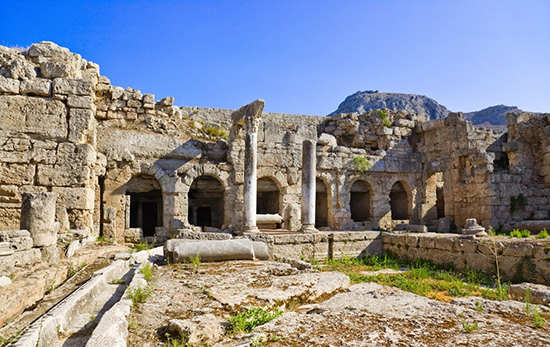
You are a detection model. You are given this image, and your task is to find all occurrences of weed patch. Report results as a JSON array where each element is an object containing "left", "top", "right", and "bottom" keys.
[{"left": 227, "top": 306, "right": 282, "bottom": 334}]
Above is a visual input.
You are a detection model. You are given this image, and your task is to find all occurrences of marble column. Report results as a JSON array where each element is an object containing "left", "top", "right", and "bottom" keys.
[
  {"left": 243, "top": 130, "right": 259, "bottom": 233},
  {"left": 230, "top": 99, "right": 265, "bottom": 234},
  {"left": 301, "top": 140, "right": 318, "bottom": 233}
]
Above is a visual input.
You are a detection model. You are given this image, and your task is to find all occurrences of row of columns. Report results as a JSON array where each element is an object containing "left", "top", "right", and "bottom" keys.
[{"left": 234, "top": 100, "right": 318, "bottom": 234}]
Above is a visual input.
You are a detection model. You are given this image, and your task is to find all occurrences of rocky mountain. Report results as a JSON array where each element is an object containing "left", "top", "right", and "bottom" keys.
[
  {"left": 329, "top": 90, "right": 449, "bottom": 119},
  {"left": 330, "top": 90, "right": 525, "bottom": 131},
  {"left": 464, "top": 105, "right": 519, "bottom": 130}
]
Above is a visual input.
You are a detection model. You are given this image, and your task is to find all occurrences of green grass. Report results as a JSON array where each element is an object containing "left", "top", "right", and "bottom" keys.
[
  {"left": 163, "top": 334, "right": 188, "bottom": 347},
  {"left": 510, "top": 229, "right": 530, "bottom": 238},
  {"left": 189, "top": 253, "right": 201, "bottom": 272},
  {"left": 320, "top": 254, "right": 508, "bottom": 302},
  {"left": 134, "top": 242, "right": 153, "bottom": 252},
  {"left": 127, "top": 285, "right": 153, "bottom": 306},
  {"left": 140, "top": 262, "right": 153, "bottom": 281},
  {"left": 227, "top": 307, "right": 282, "bottom": 335},
  {"left": 536, "top": 229, "right": 549, "bottom": 239},
  {"left": 96, "top": 236, "right": 111, "bottom": 243},
  {"left": 461, "top": 313, "right": 478, "bottom": 333}
]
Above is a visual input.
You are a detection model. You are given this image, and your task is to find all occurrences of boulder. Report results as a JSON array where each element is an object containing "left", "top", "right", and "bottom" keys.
[{"left": 167, "top": 314, "right": 224, "bottom": 346}]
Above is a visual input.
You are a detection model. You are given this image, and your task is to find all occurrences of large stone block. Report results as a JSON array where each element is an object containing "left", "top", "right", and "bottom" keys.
[
  {"left": 52, "top": 78, "right": 93, "bottom": 96},
  {"left": 0, "top": 76, "right": 20, "bottom": 94},
  {"left": 20, "top": 79, "right": 52, "bottom": 96},
  {"left": 67, "top": 95, "right": 94, "bottom": 109},
  {"left": 69, "top": 108, "right": 96, "bottom": 143},
  {"left": 0, "top": 230, "right": 33, "bottom": 251},
  {"left": 12, "top": 248, "right": 41, "bottom": 267},
  {"left": 36, "top": 164, "right": 91, "bottom": 187},
  {"left": 20, "top": 192, "right": 58, "bottom": 247},
  {"left": 0, "top": 96, "right": 67, "bottom": 139},
  {"left": 40, "top": 61, "right": 71, "bottom": 78},
  {"left": 0, "top": 163, "right": 34, "bottom": 185},
  {"left": 40, "top": 245, "right": 59, "bottom": 264},
  {"left": 52, "top": 187, "right": 95, "bottom": 209}
]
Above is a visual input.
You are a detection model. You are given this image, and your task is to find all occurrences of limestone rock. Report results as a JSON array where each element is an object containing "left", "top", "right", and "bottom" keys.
[
  {"left": 318, "top": 133, "right": 337, "bottom": 147},
  {"left": 0, "top": 276, "right": 12, "bottom": 287},
  {"left": 167, "top": 314, "right": 224, "bottom": 346},
  {"left": 509, "top": 283, "right": 550, "bottom": 306}
]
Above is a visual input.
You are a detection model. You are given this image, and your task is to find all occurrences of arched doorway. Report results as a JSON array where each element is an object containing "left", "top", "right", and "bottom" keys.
[
  {"left": 126, "top": 175, "right": 163, "bottom": 237},
  {"left": 390, "top": 181, "right": 409, "bottom": 220},
  {"left": 315, "top": 178, "right": 329, "bottom": 227},
  {"left": 257, "top": 177, "right": 280, "bottom": 215},
  {"left": 188, "top": 176, "right": 225, "bottom": 229},
  {"left": 350, "top": 180, "right": 372, "bottom": 222}
]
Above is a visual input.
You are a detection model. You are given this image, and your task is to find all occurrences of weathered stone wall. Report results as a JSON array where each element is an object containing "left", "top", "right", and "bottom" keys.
[
  {"left": 0, "top": 42, "right": 98, "bottom": 235},
  {"left": 2, "top": 41, "right": 550, "bottom": 244},
  {"left": 382, "top": 233, "right": 550, "bottom": 285}
]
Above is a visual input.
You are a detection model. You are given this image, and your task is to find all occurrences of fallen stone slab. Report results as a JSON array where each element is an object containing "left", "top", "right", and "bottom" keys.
[{"left": 509, "top": 282, "right": 550, "bottom": 306}]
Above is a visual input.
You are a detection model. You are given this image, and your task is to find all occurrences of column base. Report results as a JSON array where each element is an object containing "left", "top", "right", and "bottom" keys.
[
  {"left": 300, "top": 224, "right": 318, "bottom": 233},
  {"left": 242, "top": 225, "right": 261, "bottom": 235}
]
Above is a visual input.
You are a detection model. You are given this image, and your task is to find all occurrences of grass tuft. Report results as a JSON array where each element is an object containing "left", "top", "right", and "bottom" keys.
[{"left": 227, "top": 306, "right": 282, "bottom": 335}]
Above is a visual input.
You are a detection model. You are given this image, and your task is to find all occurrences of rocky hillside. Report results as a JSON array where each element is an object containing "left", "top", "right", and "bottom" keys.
[
  {"left": 464, "top": 104, "right": 520, "bottom": 130},
  {"left": 329, "top": 90, "right": 449, "bottom": 119},
  {"left": 330, "top": 90, "right": 526, "bottom": 131}
]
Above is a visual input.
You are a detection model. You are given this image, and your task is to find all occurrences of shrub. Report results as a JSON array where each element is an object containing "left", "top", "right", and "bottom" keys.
[
  {"left": 140, "top": 262, "right": 153, "bottom": 281},
  {"left": 536, "top": 229, "right": 549, "bottom": 239},
  {"left": 127, "top": 285, "right": 153, "bottom": 306},
  {"left": 227, "top": 307, "right": 282, "bottom": 334},
  {"left": 510, "top": 229, "right": 522, "bottom": 238},
  {"left": 352, "top": 156, "right": 371, "bottom": 174},
  {"left": 378, "top": 110, "right": 392, "bottom": 127}
]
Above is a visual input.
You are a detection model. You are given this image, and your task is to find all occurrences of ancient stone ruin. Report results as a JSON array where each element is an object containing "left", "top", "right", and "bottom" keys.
[{"left": 2, "top": 42, "right": 550, "bottom": 345}]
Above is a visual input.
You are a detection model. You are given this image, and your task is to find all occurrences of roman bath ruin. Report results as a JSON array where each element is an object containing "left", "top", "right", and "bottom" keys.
[{"left": 1, "top": 42, "right": 550, "bottom": 346}]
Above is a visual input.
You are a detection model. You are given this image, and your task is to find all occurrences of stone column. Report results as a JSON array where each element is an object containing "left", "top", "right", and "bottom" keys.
[
  {"left": 20, "top": 192, "right": 60, "bottom": 263},
  {"left": 20, "top": 192, "right": 58, "bottom": 247},
  {"left": 230, "top": 99, "right": 265, "bottom": 234},
  {"left": 301, "top": 140, "right": 318, "bottom": 233},
  {"left": 243, "top": 131, "right": 259, "bottom": 233}
]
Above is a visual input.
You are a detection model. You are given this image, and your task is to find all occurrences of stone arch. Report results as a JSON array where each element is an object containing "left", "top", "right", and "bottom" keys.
[
  {"left": 349, "top": 179, "right": 374, "bottom": 222},
  {"left": 257, "top": 176, "right": 282, "bottom": 215},
  {"left": 390, "top": 180, "right": 411, "bottom": 220},
  {"left": 180, "top": 164, "right": 230, "bottom": 229},
  {"left": 187, "top": 175, "right": 225, "bottom": 229},
  {"left": 125, "top": 174, "right": 163, "bottom": 237}
]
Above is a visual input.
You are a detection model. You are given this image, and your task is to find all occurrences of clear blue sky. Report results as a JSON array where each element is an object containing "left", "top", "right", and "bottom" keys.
[{"left": 2, "top": 1, "right": 549, "bottom": 115}]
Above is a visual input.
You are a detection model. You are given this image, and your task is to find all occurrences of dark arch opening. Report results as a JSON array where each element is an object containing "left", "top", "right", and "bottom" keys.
[
  {"left": 315, "top": 178, "right": 329, "bottom": 227},
  {"left": 126, "top": 175, "right": 163, "bottom": 237},
  {"left": 188, "top": 176, "right": 225, "bottom": 229},
  {"left": 390, "top": 181, "right": 409, "bottom": 220},
  {"left": 257, "top": 177, "right": 280, "bottom": 215},
  {"left": 350, "top": 180, "right": 372, "bottom": 222}
]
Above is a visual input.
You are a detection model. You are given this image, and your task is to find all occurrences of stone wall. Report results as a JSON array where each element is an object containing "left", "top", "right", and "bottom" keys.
[
  {"left": 247, "top": 231, "right": 383, "bottom": 261},
  {"left": 2, "top": 41, "right": 550, "bottom": 244},
  {"left": 382, "top": 233, "right": 550, "bottom": 285},
  {"left": 0, "top": 43, "right": 98, "bottom": 235}
]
